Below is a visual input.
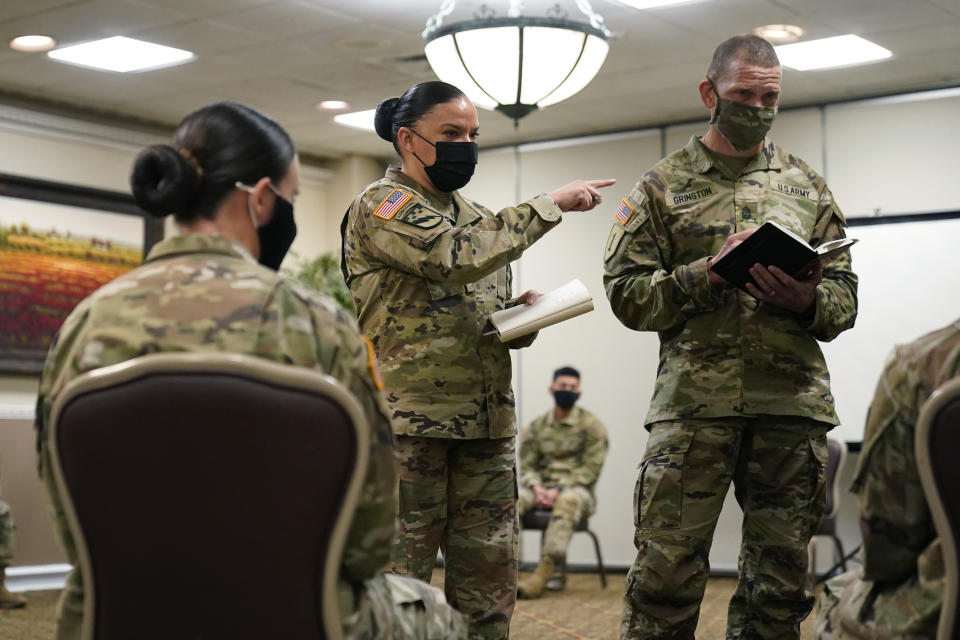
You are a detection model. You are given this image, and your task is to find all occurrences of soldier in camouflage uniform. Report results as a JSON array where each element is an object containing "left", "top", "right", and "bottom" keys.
[
  {"left": 36, "top": 102, "right": 465, "bottom": 640},
  {"left": 0, "top": 468, "right": 27, "bottom": 609},
  {"left": 516, "top": 366, "right": 608, "bottom": 599},
  {"left": 603, "top": 36, "right": 858, "bottom": 639},
  {"left": 815, "top": 320, "right": 960, "bottom": 639},
  {"left": 341, "top": 81, "right": 613, "bottom": 640}
]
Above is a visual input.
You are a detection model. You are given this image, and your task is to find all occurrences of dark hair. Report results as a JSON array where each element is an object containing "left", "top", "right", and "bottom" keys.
[
  {"left": 374, "top": 81, "right": 466, "bottom": 153},
  {"left": 706, "top": 34, "right": 780, "bottom": 82},
  {"left": 130, "top": 102, "right": 295, "bottom": 223},
  {"left": 553, "top": 366, "right": 580, "bottom": 381}
]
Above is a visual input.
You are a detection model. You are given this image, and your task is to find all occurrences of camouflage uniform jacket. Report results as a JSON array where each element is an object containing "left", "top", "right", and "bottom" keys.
[
  {"left": 847, "top": 320, "right": 960, "bottom": 631},
  {"left": 342, "top": 166, "right": 562, "bottom": 439},
  {"left": 519, "top": 406, "right": 608, "bottom": 494},
  {"left": 35, "top": 234, "right": 396, "bottom": 616},
  {"left": 603, "top": 136, "right": 858, "bottom": 425}
]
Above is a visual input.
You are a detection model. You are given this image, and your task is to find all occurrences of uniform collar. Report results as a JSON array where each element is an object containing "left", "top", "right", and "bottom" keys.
[
  {"left": 686, "top": 135, "right": 782, "bottom": 176},
  {"left": 145, "top": 233, "right": 257, "bottom": 265},
  {"left": 386, "top": 165, "right": 455, "bottom": 214},
  {"left": 552, "top": 405, "right": 583, "bottom": 426}
]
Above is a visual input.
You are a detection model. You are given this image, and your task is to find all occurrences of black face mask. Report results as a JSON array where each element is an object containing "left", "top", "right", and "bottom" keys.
[
  {"left": 553, "top": 390, "right": 580, "bottom": 410},
  {"left": 257, "top": 188, "right": 297, "bottom": 270},
  {"left": 238, "top": 181, "right": 297, "bottom": 271},
  {"left": 411, "top": 129, "right": 478, "bottom": 193}
]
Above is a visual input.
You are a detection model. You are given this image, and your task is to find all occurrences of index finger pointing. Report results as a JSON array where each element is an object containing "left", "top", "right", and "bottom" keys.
[{"left": 587, "top": 178, "right": 617, "bottom": 189}]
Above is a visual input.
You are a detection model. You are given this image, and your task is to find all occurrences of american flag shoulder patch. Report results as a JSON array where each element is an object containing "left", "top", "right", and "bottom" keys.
[
  {"left": 615, "top": 198, "right": 634, "bottom": 225},
  {"left": 373, "top": 189, "right": 413, "bottom": 220}
]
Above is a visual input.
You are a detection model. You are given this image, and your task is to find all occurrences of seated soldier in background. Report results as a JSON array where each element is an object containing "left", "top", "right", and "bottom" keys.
[
  {"left": 516, "top": 367, "right": 608, "bottom": 599},
  {"left": 815, "top": 319, "right": 960, "bottom": 639},
  {"left": 1, "top": 466, "right": 27, "bottom": 609}
]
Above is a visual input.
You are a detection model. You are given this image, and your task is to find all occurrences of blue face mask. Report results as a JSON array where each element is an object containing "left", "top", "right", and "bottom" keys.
[{"left": 236, "top": 181, "right": 297, "bottom": 270}]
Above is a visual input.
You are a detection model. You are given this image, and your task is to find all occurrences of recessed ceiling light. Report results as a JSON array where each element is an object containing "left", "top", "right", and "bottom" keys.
[
  {"left": 753, "top": 24, "right": 804, "bottom": 44},
  {"left": 10, "top": 35, "right": 58, "bottom": 52},
  {"left": 333, "top": 109, "right": 376, "bottom": 131},
  {"left": 775, "top": 35, "right": 892, "bottom": 71},
  {"left": 48, "top": 36, "right": 194, "bottom": 73},
  {"left": 317, "top": 100, "right": 350, "bottom": 111},
  {"left": 615, "top": 0, "right": 711, "bottom": 9}
]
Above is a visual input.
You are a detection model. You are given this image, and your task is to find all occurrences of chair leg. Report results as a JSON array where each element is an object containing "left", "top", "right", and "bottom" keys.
[
  {"left": 584, "top": 528, "right": 606, "bottom": 589},
  {"left": 809, "top": 537, "right": 818, "bottom": 580},
  {"left": 831, "top": 534, "right": 847, "bottom": 572}
]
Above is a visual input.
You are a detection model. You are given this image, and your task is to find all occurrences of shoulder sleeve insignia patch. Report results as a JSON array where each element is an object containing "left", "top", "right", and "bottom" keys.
[
  {"left": 372, "top": 188, "right": 413, "bottom": 220},
  {"left": 398, "top": 203, "right": 445, "bottom": 229},
  {"left": 615, "top": 198, "right": 635, "bottom": 225}
]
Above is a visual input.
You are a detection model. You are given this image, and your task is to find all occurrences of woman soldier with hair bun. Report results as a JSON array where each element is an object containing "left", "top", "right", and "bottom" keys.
[
  {"left": 37, "top": 101, "right": 465, "bottom": 640},
  {"left": 341, "top": 81, "right": 614, "bottom": 640}
]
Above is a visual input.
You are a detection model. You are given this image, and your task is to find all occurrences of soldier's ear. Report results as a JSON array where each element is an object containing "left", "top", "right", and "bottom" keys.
[
  {"left": 396, "top": 127, "right": 416, "bottom": 156},
  {"left": 698, "top": 79, "right": 716, "bottom": 110},
  {"left": 249, "top": 177, "right": 274, "bottom": 224}
]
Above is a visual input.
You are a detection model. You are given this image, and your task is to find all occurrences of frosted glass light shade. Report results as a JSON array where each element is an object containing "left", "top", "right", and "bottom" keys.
[{"left": 424, "top": 17, "right": 609, "bottom": 121}]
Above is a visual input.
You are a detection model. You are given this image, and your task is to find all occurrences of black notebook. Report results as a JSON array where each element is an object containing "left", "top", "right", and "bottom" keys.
[{"left": 710, "top": 221, "right": 857, "bottom": 294}]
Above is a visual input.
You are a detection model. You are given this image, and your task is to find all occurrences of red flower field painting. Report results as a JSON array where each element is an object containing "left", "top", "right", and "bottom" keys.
[{"left": 0, "top": 221, "right": 140, "bottom": 371}]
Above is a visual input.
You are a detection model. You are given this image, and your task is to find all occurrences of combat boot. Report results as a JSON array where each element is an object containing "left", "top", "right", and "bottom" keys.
[
  {"left": 517, "top": 557, "right": 555, "bottom": 599},
  {"left": 0, "top": 568, "right": 26, "bottom": 609}
]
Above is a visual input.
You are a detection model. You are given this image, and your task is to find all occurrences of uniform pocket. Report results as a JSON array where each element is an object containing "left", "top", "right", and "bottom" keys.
[
  {"left": 426, "top": 279, "right": 464, "bottom": 300},
  {"left": 805, "top": 423, "right": 829, "bottom": 539},
  {"left": 636, "top": 425, "right": 695, "bottom": 530}
]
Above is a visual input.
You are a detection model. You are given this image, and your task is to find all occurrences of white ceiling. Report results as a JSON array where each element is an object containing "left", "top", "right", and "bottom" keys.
[{"left": 1, "top": 0, "right": 959, "bottom": 161}]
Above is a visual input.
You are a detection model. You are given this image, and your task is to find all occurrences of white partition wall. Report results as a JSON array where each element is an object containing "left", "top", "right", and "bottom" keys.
[{"left": 826, "top": 90, "right": 960, "bottom": 217}]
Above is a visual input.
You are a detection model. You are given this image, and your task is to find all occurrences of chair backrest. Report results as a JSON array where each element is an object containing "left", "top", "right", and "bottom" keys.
[
  {"left": 46, "top": 353, "right": 369, "bottom": 640},
  {"left": 916, "top": 377, "right": 960, "bottom": 640},
  {"left": 823, "top": 436, "right": 848, "bottom": 520}
]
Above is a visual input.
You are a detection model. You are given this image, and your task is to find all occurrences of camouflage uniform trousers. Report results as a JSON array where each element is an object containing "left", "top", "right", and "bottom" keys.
[
  {"left": 390, "top": 435, "right": 518, "bottom": 640},
  {"left": 0, "top": 500, "right": 13, "bottom": 567},
  {"left": 517, "top": 486, "right": 594, "bottom": 562},
  {"left": 813, "top": 544, "right": 943, "bottom": 640},
  {"left": 621, "top": 416, "right": 829, "bottom": 640},
  {"left": 343, "top": 572, "right": 468, "bottom": 639}
]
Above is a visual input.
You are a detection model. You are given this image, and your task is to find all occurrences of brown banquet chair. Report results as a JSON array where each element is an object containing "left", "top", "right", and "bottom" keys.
[
  {"left": 46, "top": 353, "right": 369, "bottom": 640},
  {"left": 916, "top": 377, "right": 960, "bottom": 640}
]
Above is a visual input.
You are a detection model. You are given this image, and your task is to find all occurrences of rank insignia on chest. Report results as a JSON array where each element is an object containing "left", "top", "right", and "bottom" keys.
[
  {"left": 615, "top": 199, "right": 634, "bottom": 225},
  {"left": 373, "top": 189, "right": 413, "bottom": 220}
]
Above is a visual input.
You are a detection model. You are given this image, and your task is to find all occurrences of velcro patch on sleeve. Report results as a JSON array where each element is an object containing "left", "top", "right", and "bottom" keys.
[
  {"left": 615, "top": 198, "right": 635, "bottom": 225},
  {"left": 372, "top": 189, "right": 413, "bottom": 220},
  {"left": 397, "top": 203, "right": 445, "bottom": 229}
]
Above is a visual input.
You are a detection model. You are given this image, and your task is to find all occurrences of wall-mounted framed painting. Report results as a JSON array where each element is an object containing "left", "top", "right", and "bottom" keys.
[{"left": 0, "top": 173, "right": 164, "bottom": 374}]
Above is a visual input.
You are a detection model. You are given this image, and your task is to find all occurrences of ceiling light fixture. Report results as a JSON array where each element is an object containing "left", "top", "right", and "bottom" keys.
[
  {"left": 317, "top": 100, "right": 351, "bottom": 111},
  {"left": 775, "top": 35, "right": 892, "bottom": 71},
  {"left": 614, "top": 0, "right": 711, "bottom": 9},
  {"left": 422, "top": 0, "right": 612, "bottom": 124},
  {"left": 47, "top": 36, "right": 194, "bottom": 73},
  {"left": 333, "top": 109, "right": 377, "bottom": 131},
  {"left": 753, "top": 24, "right": 804, "bottom": 44},
  {"left": 10, "top": 35, "right": 58, "bottom": 52}
]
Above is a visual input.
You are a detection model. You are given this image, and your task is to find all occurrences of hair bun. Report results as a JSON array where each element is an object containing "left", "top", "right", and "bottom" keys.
[
  {"left": 374, "top": 97, "right": 400, "bottom": 142},
  {"left": 130, "top": 144, "right": 201, "bottom": 218}
]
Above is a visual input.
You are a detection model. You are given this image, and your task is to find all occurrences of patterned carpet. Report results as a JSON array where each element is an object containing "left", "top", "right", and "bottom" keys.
[
  {"left": 504, "top": 572, "right": 816, "bottom": 640},
  {"left": 0, "top": 572, "right": 816, "bottom": 639}
]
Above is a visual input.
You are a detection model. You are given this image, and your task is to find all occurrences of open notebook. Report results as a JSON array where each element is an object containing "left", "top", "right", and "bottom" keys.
[{"left": 485, "top": 278, "right": 594, "bottom": 342}]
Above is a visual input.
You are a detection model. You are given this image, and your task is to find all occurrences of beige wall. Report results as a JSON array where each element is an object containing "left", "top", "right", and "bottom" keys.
[{"left": 0, "top": 420, "right": 65, "bottom": 566}]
